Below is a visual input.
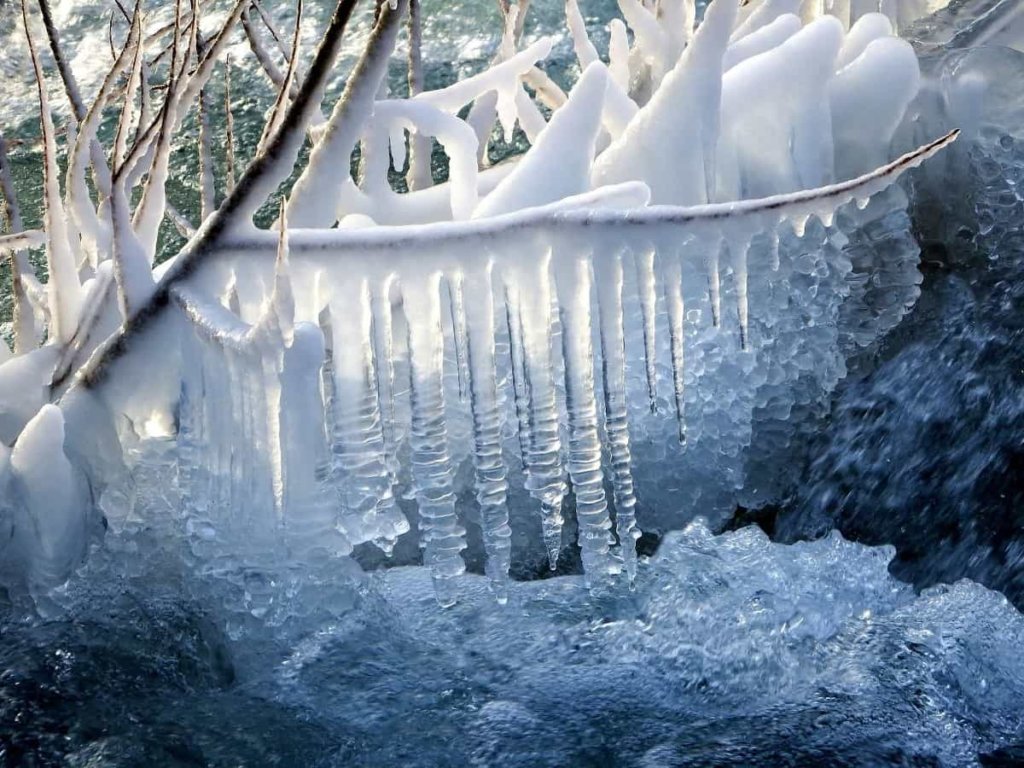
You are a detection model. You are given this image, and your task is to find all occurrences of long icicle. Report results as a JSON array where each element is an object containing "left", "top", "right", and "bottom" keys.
[
  {"left": 594, "top": 244, "right": 640, "bottom": 582},
  {"left": 508, "top": 249, "right": 566, "bottom": 571},
  {"left": 553, "top": 246, "right": 617, "bottom": 585},
  {"left": 662, "top": 247, "right": 687, "bottom": 444},
  {"left": 635, "top": 244, "right": 659, "bottom": 411},
  {"left": 463, "top": 260, "right": 512, "bottom": 602},
  {"left": 504, "top": 283, "right": 533, "bottom": 467},
  {"left": 328, "top": 281, "right": 407, "bottom": 555},
  {"left": 403, "top": 272, "right": 467, "bottom": 606}
]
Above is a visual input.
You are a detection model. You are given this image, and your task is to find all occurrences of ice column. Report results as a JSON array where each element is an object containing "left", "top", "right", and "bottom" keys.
[
  {"left": 328, "top": 282, "right": 407, "bottom": 554},
  {"left": 503, "top": 246, "right": 567, "bottom": 570},
  {"left": 553, "top": 245, "right": 618, "bottom": 584},
  {"left": 403, "top": 271, "right": 467, "bottom": 606},
  {"left": 594, "top": 244, "right": 640, "bottom": 581},
  {"left": 462, "top": 260, "right": 512, "bottom": 601}
]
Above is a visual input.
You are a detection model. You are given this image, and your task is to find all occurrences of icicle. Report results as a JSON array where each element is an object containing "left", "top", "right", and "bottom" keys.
[
  {"left": 328, "top": 284, "right": 406, "bottom": 554},
  {"left": 370, "top": 279, "right": 398, "bottom": 469},
  {"left": 177, "top": 327, "right": 206, "bottom": 522},
  {"left": 662, "top": 249, "right": 686, "bottom": 444},
  {"left": 463, "top": 260, "right": 512, "bottom": 602},
  {"left": 505, "top": 249, "right": 566, "bottom": 571},
  {"left": 280, "top": 322, "right": 344, "bottom": 556},
  {"left": 635, "top": 245, "right": 659, "bottom": 411},
  {"left": 724, "top": 228, "right": 754, "bottom": 350},
  {"left": 445, "top": 272, "right": 470, "bottom": 402},
  {"left": 768, "top": 228, "right": 781, "bottom": 271},
  {"left": 402, "top": 272, "right": 466, "bottom": 606},
  {"left": 553, "top": 246, "right": 617, "bottom": 584},
  {"left": 593, "top": 244, "right": 640, "bottom": 582},
  {"left": 706, "top": 238, "right": 723, "bottom": 328},
  {"left": 792, "top": 212, "right": 809, "bottom": 237},
  {"left": 504, "top": 284, "right": 533, "bottom": 468}
]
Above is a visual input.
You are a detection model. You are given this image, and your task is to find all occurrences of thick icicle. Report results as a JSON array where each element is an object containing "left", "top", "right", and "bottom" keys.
[
  {"left": 370, "top": 278, "right": 399, "bottom": 472},
  {"left": 553, "top": 246, "right": 617, "bottom": 584},
  {"left": 504, "top": 248, "right": 566, "bottom": 571},
  {"left": 462, "top": 261, "right": 512, "bottom": 601},
  {"left": 279, "top": 322, "right": 337, "bottom": 548},
  {"left": 402, "top": 273, "right": 466, "bottom": 605},
  {"left": 594, "top": 245, "right": 640, "bottom": 581},
  {"left": 327, "top": 286, "right": 407, "bottom": 554}
]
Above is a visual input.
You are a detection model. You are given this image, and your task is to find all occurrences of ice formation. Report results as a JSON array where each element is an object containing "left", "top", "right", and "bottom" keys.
[{"left": 0, "top": 0, "right": 961, "bottom": 606}]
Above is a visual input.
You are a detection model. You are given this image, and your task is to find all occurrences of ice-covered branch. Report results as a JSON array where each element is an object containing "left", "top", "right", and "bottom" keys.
[
  {"left": 286, "top": 0, "right": 409, "bottom": 228},
  {"left": 34, "top": 0, "right": 113, "bottom": 199},
  {"left": 214, "top": 131, "right": 958, "bottom": 257},
  {"left": 22, "top": 0, "right": 82, "bottom": 346}
]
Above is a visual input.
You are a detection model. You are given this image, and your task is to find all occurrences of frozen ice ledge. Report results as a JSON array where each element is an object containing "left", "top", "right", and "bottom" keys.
[{"left": 0, "top": 0, "right": 964, "bottom": 606}]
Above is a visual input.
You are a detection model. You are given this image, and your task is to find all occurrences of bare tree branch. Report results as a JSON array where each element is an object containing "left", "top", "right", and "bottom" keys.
[{"left": 63, "top": 0, "right": 364, "bottom": 392}]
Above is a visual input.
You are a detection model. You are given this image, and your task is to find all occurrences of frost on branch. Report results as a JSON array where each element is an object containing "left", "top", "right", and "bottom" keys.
[{"left": 0, "top": 0, "right": 959, "bottom": 608}]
